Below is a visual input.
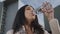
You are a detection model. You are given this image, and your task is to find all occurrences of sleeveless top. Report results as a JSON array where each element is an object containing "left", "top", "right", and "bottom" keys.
[{"left": 16, "top": 26, "right": 40, "bottom": 34}]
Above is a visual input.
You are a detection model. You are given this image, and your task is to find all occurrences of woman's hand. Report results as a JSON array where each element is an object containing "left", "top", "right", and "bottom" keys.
[{"left": 41, "top": 2, "right": 54, "bottom": 21}]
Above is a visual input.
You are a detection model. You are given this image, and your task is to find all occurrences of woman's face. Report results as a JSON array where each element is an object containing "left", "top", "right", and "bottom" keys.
[{"left": 25, "top": 6, "right": 36, "bottom": 21}]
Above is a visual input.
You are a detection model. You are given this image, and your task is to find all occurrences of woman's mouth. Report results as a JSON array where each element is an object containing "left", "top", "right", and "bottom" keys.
[{"left": 31, "top": 13, "right": 35, "bottom": 16}]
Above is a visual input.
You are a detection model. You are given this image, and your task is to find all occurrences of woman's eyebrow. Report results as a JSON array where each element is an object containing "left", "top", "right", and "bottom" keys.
[{"left": 26, "top": 7, "right": 31, "bottom": 9}]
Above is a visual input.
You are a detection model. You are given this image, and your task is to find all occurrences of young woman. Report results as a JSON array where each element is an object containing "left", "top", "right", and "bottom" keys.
[{"left": 6, "top": 2, "right": 60, "bottom": 34}]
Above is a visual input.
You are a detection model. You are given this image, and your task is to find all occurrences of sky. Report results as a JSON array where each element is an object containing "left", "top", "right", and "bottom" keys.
[
  {"left": 0, "top": 0, "right": 5, "bottom": 2},
  {"left": 18, "top": 0, "right": 60, "bottom": 28},
  {"left": 20, "top": 0, "right": 60, "bottom": 8}
]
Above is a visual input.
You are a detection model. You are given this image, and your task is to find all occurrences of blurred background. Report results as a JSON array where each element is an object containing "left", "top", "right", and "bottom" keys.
[{"left": 0, "top": 0, "right": 60, "bottom": 34}]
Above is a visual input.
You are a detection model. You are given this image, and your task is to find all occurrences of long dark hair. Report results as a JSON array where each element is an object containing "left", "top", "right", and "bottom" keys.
[{"left": 12, "top": 5, "right": 44, "bottom": 34}]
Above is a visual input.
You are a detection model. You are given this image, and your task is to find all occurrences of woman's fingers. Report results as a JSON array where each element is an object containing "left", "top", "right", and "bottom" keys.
[
  {"left": 41, "top": 1, "right": 54, "bottom": 13},
  {"left": 41, "top": 2, "right": 54, "bottom": 21}
]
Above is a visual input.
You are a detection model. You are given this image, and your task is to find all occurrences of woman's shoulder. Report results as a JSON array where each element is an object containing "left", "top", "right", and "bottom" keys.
[
  {"left": 44, "top": 30, "right": 50, "bottom": 34},
  {"left": 6, "top": 29, "right": 13, "bottom": 34}
]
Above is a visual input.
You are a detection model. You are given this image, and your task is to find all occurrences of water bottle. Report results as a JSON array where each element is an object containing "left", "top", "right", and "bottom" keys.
[
  {"left": 33, "top": 1, "right": 52, "bottom": 15},
  {"left": 33, "top": 6, "right": 42, "bottom": 15}
]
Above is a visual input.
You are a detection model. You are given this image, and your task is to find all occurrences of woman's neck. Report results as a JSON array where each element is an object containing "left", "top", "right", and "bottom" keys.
[
  {"left": 24, "top": 19, "right": 34, "bottom": 34},
  {"left": 25, "top": 19, "right": 33, "bottom": 26},
  {"left": 24, "top": 23, "right": 34, "bottom": 34}
]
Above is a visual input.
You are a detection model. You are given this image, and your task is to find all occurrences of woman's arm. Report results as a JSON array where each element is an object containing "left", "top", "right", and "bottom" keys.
[
  {"left": 41, "top": 2, "right": 60, "bottom": 34},
  {"left": 49, "top": 18, "right": 60, "bottom": 34}
]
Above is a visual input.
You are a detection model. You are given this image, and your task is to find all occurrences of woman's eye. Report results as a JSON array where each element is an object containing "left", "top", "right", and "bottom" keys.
[{"left": 26, "top": 8, "right": 30, "bottom": 10}]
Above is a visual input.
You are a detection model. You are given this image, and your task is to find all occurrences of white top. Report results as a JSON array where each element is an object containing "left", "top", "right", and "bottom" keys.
[
  {"left": 6, "top": 29, "right": 49, "bottom": 34},
  {"left": 6, "top": 18, "right": 60, "bottom": 34}
]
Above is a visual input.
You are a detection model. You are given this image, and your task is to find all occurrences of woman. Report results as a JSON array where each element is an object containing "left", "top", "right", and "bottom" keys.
[{"left": 6, "top": 2, "right": 60, "bottom": 34}]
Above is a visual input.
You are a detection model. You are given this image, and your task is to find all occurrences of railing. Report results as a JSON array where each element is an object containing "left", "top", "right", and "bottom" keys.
[{"left": 0, "top": 2, "right": 7, "bottom": 34}]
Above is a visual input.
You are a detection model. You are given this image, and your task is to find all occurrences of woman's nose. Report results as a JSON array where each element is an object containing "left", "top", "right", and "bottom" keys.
[{"left": 31, "top": 10, "right": 33, "bottom": 13}]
